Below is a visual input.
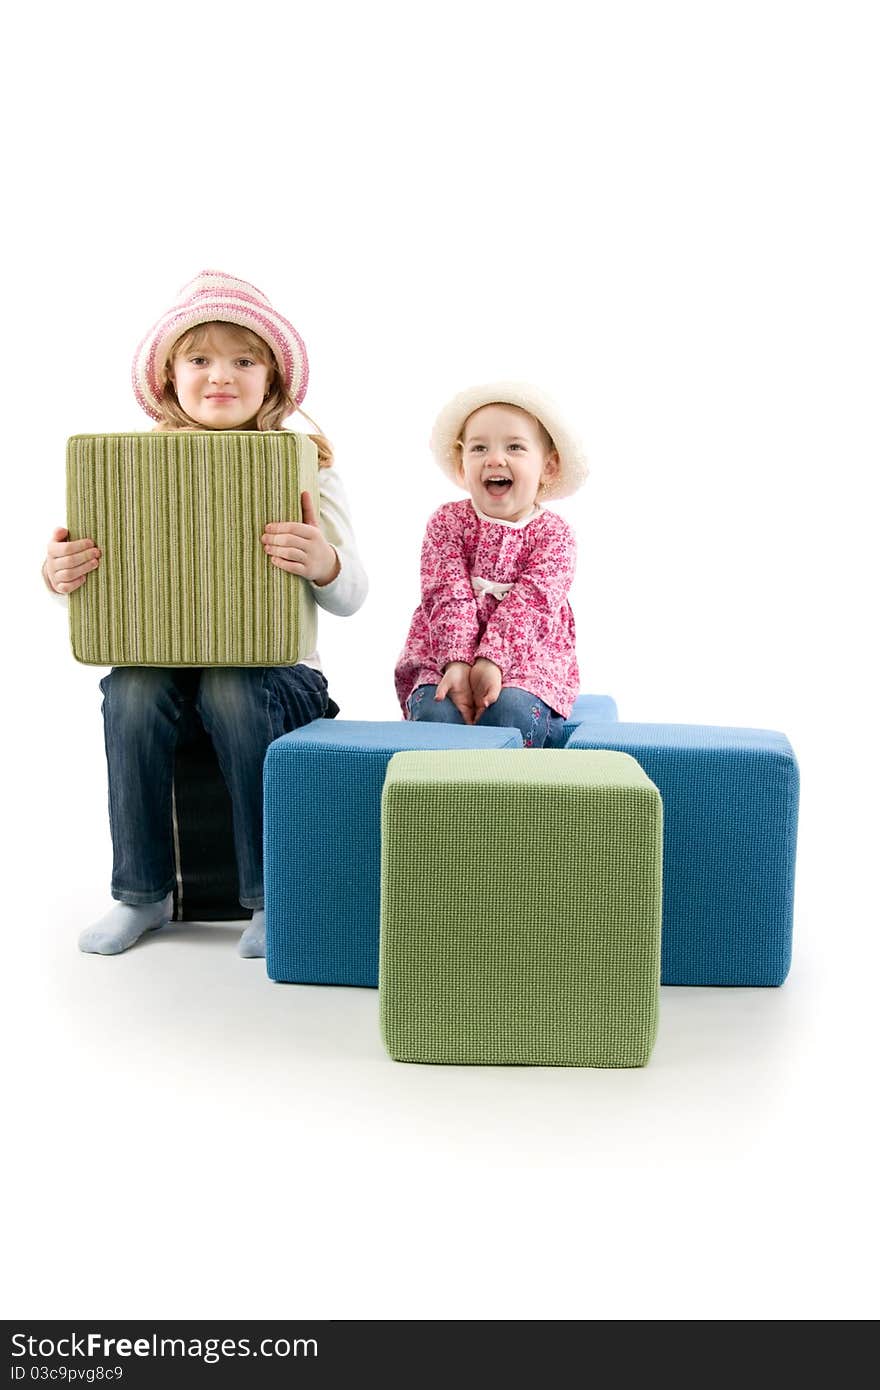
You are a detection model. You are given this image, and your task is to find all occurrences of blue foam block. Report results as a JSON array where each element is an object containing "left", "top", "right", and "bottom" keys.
[
  {"left": 566, "top": 722, "right": 799, "bottom": 986},
  {"left": 561, "top": 693, "right": 618, "bottom": 745},
  {"left": 264, "top": 719, "right": 523, "bottom": 986}
]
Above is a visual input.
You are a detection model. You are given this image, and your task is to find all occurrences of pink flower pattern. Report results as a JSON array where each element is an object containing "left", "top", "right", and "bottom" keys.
[{"left": 395, "top": 500, "right": 580, "bottom": 717}]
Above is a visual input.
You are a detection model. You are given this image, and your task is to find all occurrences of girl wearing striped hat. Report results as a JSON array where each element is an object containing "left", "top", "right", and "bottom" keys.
[{"left": 43, "top": 271, "right": 368, "bottom": 959}]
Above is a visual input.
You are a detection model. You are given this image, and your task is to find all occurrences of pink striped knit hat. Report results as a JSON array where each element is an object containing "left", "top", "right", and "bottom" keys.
[{"left": 132, "top": 270, "right": 309, "bottom": 421}]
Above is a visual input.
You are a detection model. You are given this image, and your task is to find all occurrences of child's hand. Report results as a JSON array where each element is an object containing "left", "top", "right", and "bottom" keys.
[
  {"left": 470, "top": 658, "right": 503, "bottom": 714},
  {"left": 435, "top": 662, "right": 476, "bottom": 724},
  {"left": 43, "top": 527, "right": 101, "bottom": 594},
  {"left": 262, "top": 490, "right": 340, "bottom": 587}
]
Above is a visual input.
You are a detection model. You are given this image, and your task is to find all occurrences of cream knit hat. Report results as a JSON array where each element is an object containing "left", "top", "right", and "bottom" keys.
[{"left": 429, "top": 382, "right": 589, "bottom": 500}]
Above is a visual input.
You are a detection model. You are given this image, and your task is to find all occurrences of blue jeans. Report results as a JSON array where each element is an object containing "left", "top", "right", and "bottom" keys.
[
  {"left": 407, "top": 684, "right": 566, "bottom": 749},
  {"left": 100, "top": 665, "right": 331, "bottom": 909}
]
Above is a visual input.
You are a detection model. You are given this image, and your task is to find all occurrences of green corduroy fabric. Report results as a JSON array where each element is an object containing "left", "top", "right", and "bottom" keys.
[
  {"left": 66, "top": 432, "right": 319, "bottom": 666},
  {"left": 380, "top": 750, "right": 663, "bottom": 1068}
]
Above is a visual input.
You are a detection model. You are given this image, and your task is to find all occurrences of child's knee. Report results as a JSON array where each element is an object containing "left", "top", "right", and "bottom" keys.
[
  {"left": 100, "top": 667, "right": 179, "bottom": 728},
  {"left": 407, "top": 685, "right": 463, "bottom": 724},
  {"left": 197, "top": 668, "right": 264, "bottom": 725},
  {"left": 479, "top": 687, "right": 530, "bottom": 723}
]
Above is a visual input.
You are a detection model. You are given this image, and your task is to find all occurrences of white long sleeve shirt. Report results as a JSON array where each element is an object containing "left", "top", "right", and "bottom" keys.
[{"left": 299, "top": 464, "right": 368, "bottom": 670}]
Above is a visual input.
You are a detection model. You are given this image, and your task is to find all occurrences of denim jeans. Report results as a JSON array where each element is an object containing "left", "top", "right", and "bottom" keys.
[
  {"left": 100, "top": 665, "right": 331, "bottom": 910},
  {"left": 407, "top": 684, "right": 566, "bottom": 749}
]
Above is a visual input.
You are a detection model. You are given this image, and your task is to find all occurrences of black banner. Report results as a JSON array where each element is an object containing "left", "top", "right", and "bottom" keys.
[{"left": 3, "top": 1322, "right": 554, "bottom": 1386}]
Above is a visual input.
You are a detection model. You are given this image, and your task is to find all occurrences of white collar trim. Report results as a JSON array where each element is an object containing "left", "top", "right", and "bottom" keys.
[{"left": 469, "top": 501, "right": 542, "bottom": 530}]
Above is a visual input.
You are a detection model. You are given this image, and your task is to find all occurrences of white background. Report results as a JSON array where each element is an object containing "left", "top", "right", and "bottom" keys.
[{"left": 2, "top": 0, "right": 878, "bottom": 1320}]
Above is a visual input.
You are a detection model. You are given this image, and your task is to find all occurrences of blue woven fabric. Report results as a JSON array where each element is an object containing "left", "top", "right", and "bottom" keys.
[
  {"left": 565, "top": 723, "right": 799, "bottom": 986},
  {"left": 264, "top": 719, "right": 523, "bottom": 986},
  {"left": 560, "top": 693, "right": 617, "bottom": 744}
]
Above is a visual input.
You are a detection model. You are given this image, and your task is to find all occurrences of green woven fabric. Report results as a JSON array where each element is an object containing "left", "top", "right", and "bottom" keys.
[
  {"left": 66, "top": 432, "right": 319, "bottom": 666},
  {"left": 380, "top": 750, "right": 663, "bottom": 1068}
]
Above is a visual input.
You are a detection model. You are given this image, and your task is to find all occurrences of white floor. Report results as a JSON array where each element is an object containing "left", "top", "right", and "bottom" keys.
[
  {"left": 7, "top": 571, "right": 879, "bottom": 1322},
  {"left": 5, "top": 836, "right": 877, "bottom": 1320}
]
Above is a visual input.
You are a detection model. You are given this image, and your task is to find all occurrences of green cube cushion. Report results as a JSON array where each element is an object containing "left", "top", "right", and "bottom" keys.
[
  {"left": 66, "top": 431, "right": 319, "bottom": 666},
  {"left": 380, "top": 749, "right": 663, "bottom": 1068}
]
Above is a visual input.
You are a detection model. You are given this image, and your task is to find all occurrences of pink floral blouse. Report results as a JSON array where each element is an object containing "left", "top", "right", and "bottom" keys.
[{"left": 395, "top": 499, "right": 579, "bottom": 717}]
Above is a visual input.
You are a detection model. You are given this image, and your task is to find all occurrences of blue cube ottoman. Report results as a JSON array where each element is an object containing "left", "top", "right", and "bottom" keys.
[
  {"left": 264, "top": 719, "right": 523, "bottom": 986},
  {"left": 560, "top": 693, "right": 618, "bottom": 745},
  {"left": 565, "top": 723, "right": 800, "bottom": 986}
]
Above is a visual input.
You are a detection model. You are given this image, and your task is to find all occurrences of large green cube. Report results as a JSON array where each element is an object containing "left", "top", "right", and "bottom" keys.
[{"left": 380, "top": 750, "right": 663, "bottom": 1068}]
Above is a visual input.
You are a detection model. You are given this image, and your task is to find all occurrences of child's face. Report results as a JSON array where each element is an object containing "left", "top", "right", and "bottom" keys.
[
  {"left": 457, "top": 404, "right": 559, "bottom": 522},
  {"left": 170, "top": 324, "right": 272, "bottom": 429}
]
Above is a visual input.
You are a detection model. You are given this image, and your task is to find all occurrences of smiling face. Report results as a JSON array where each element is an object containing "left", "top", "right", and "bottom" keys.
[
  {"left": 169, "top": 323, "right": 273, "bottom": 429},
  {"left": 456, "top": 403, "right": 559, "bottom": 522}
]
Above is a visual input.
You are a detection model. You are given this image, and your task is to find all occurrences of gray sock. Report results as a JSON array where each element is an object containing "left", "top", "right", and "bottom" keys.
[
  {"left": 79, "top": 893, "right": 174, "bottom": 955},
  {"left": 238, "top": 909, "right": 266, "bottom": 958}
]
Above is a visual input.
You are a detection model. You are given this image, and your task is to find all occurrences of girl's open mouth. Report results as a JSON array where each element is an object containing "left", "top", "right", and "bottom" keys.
[{"left": 485, "top": 477, "right": 513, "bottom": 496}]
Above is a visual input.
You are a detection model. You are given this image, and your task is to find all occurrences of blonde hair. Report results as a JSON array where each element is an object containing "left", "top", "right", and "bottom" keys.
[{"left": 154, "top": 321, "right": 333, "bottom": 466}]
